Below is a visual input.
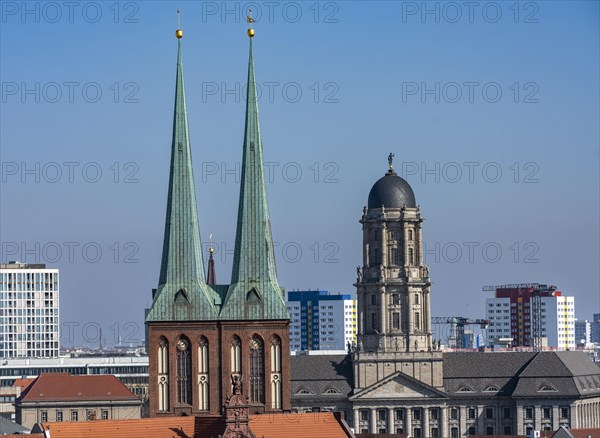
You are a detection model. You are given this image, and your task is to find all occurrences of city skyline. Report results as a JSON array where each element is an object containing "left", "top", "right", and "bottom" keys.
[{"left": 1, "top": 2, "right": 599, "bottom": 347}]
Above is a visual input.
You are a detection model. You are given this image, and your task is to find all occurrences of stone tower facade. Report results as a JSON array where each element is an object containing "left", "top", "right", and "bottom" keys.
[
  {"left": 354, "top": 165, "right": 443, "bottom": 391},
  {"left": 146, "top": 28, "right": 290, "bottom": 418}
]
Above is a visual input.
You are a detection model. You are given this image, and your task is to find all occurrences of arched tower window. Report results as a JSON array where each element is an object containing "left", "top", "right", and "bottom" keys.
[
  {"left": 270, "top": 336, "right": 282, "bottom": 409},
  {"left": 249, "top": 335, "right": 264, "bottom": 404},
  {"left": 231, "top": 336, "right": 241, "bottom": 375},
  {"left": 408, "top": 248, "right": 414, "bottom": 265},
  {"left": 414, "top": 293, "right": 419, "bottom": 305},
  {"left": 408, "top": 229, "right": 413, "bottom": 241},
  {"left": 198, "top": 337, "right": 209, "bottom": 410},
  {"left": 176, "top": 337, "right": 192, "bottom": 405},
  {"left": 157, "top": 337, "right": 169, "bottom": 411}
]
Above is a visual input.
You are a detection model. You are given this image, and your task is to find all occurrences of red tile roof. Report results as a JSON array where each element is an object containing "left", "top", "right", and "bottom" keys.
[
  {"left": 250, "top": 412, "right": 354, "bottom": 438},
  {"left": 12, "top": 377, "right": 35, "bottom": 392},
  {"left": 18, "top": 373, "right": 139, "bottom": 402},
  {"left": 34, "top": 412, "right": 354, "bottom": 438}
]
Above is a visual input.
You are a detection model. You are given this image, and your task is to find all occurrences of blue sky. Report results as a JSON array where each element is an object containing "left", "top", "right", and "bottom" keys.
[{"left": 1, "top": 1, "right": 598, "bottom": 347}]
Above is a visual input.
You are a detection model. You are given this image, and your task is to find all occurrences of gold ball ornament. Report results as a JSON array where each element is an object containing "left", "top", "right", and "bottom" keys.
[
  {"left": 176, "top": 29, "right": 183, "bottom": 39},
  {"left": 247, "top": 28, "right": 255, "bottom": 38}
]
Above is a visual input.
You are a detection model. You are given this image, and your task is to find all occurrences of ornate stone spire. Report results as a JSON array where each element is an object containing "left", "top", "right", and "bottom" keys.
[
  {"left": 146, "top": 25, "right": 218, "bottom": 322},
  {"left": 220, "top": 28, "right": 288, "bottom": 320},
  {"left": 207, "top": 234, "right": 216, "bottom": 286}
]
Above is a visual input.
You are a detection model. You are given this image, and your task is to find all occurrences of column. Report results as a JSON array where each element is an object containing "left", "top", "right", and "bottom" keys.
[
  {"left": 417, "top": 223, "right": 423, "bottom": 264},
  {"left": 405, "top": 407, "right": 412, "bottom": 437},
  {"left": 572, "top": 403, "right": 578, "bottom": 428},
  {"left": 381, "top": 222, "right": 388, "bottom": 266},
  {"left": 477, "top": 406, "right": 484, "bottom": 435},
  {"left": 371, "top": 408, "right": 377, "bottom": 434},
  {"left": 380, "top": 286, "right": 387, "bottom": 338},
  {"left": 353, "top": 409, "right": 359, "bottom": 432},
  {"left": 459, "top": 407, "right": 467, "bottom": 437},
  {"left": 388, "top": 407, "right": 394, "bottom": 433},
  {"left": 423, "top": 406, "right": 430, "bottom": 438},
  {"left": 440, "top": 406, "right": 447, "bottom": 438},
  {"left": 552, "top": 405, "right": 559, "bottom": 431},
  {"left": 534, "top": 406, "right": 542, "bottom": 431},
  {"left": 516, "top": 405, "right": 524, "bottom": 436}
]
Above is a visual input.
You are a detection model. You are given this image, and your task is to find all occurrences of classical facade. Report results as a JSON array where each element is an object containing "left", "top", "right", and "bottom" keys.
[
  {"left": 290, "top": 160, "right": 600, "bottom": 437},
  {"left": 145, "top": 22, "right": 290, "bottom": 418}
]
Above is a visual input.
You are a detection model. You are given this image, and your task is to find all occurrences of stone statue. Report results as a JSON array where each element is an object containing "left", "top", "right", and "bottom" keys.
[
  {"left": 394, "top": 338, "right": 399, "bottom": 352},
  {"left": 378, "top": 338, "right": 383, "bottom": 350},
  {"left": 414, "top": 339, "right": 419, "bottom": 350},
  {"left": 356, "top": 266, "right": 362, "bottom": 282},
  {"left": 231, "top": 374, "right": 242, "bottom": 395},
  {"left": 438, "top": 339, "right": 441, "bottom": 350},
  {"left": 388, "top": 152, "right": 394, "bottom": 170},
  {"left": 358, "top": 340, "right": 363, "bottom": 352},
  {"left": 379, "top": 265, "right": 385, "bottom": 281}
]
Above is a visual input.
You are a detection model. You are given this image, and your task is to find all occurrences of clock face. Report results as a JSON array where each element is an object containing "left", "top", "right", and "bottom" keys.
[{"left": 177, "top": 339, "right": 189, "bottom": 351}]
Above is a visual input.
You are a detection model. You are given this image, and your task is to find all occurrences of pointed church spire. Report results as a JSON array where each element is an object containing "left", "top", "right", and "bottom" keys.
[
  {"left": 146, "top": 20, "right": 218, "bottom": 322},
  {"left": 220, "top": 25, "right": 288, "bottom": 320}
]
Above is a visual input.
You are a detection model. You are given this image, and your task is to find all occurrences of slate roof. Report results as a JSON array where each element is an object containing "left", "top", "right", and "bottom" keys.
[
  {"left": 291, "top": 354, "right": 353, "bottom": 400},
  {"left": 444, "top": 351, "right": 600, "bottom": 399},
  {"left": 18, "top": 373, "right": 140, "bottom": 403},
  {"left": 0, "top": 417, "right": 31, "bottom": 435}
]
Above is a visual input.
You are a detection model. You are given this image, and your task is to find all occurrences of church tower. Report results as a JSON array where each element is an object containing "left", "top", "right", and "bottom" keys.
[
  {"left": 353, "top": 156, "right": 443, "bottom": 391},
  {"left": 146, "top": 16, "right": 290, "bottom": 418}
]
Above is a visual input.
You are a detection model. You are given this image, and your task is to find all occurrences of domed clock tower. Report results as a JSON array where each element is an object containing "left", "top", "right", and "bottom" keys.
[{"left": 353, "top": 156, "right": 443, "bottom": 392}]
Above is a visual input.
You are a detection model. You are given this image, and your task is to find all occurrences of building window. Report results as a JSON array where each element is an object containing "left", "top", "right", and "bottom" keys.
[
  {"left": 486, "top": 426, "right": 494, "bottom": 435},
  {"left": 560, "top": 406, "right": 569, "bottom": 419},
  {"left": 157, "top": 337, "right": 169, "bottom": 411},
  {"left": 413, "top": 427, "right": 422, "bottom": 438},
  {"left": 101, "top": 410, "right": 108, "bottom": 420},
  {"left": 379, "top": 428, "right": 387, "bottom": 434},
  {"left": 430, "top": 408, "right": 439, "bottom": 420},
  {"left": 395, "top": 409, "right": 404, "bottom": 421},
  {"left": 371, "top": 294, "right": 377, "bottom": 306},
  {"left": 392, "top": 294, "right": 400, "bottom": 305},
  {"left": 413, "top": 408, "right": 421, "bottom": 420},
  {"left": 56, "top": 411, "right": 63, "bottom": 422},
  {"left": 525, "top": 407, "right": 533, "bottom": 420},
  {"left": 408, "top": 229, "right": 413, "bottom": 241},
  {"left": 371, "top": 313, "right": 377, "bottom": 331},
  {"left": 431, "top": 427, "right": 439, "bottom": 438},
  {"left": 409, "top": 248, "right": 414, "bottom": 265},
  {"left": 485, "top": 407, "right": 493, "bottom": 419},
  {"left": 41, "top": 411, "right": 48, "bottom": 422},
  {"left": 198, "top": 336, "right": 209, "bottom": 411},
  {"left": 397, "top": 428, "right": 405, "bottom": 435},
  {"left": 415, "top": 312, "right": 420, "bottom": 330},
  {"left": 231, "top": 336, "right": 242, "bottom": 377},
  {"left": 71, "top": 410, "right": 78, "bottom": 422},
  {"left": 249, "top": 335, "right": 265, "bottom": 404},
  {"left": 360, "top": 410, "right": 369, "bottom": 422},
  {"left": 450, "top": 408, "right": 458, "bottom": 420},
  {"left": 543, "top": 407, "right": 551, "bottom": 419},
  {"left": 504, "top": 426, "right": 512, "bottom": 435},
  {"left": 468, "top": 408, "right": 476, "bottom": 419},
  {"left": 414, "top": 293, "right": 419, "bottom": 305},
  {"left": 176, "top": 336, "right": 192, "bottom": 405},
  {"left": 503, "top": 407, "right": 511, "bottom": 419},
  {"left": 271, "top": 336, "right": 282, "bottom": 409},
  {"left": 451, "top": 427, "right": 459, "bottom": 438},
  {"left": 86, "top": 410, "right": 96, "bottom": 420},
  {"left": 468, "top": 426, "right": 476, "bottom": 435},
  {"left": 378, "top": 409, "right": 386, "bottom": 421},
  {"left": 393, "top": 313, "right": 400, "bottom": 330}
]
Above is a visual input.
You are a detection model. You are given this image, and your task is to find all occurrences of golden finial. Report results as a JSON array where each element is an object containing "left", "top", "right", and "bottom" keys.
[
  {"left": 176, "top": 9, "right": 183, "bottom": 39},
  {"left": 209, "top": 234, "right": 214, "bottom": 254},
  {"left": 247, "top": 8, "right": 256, "bottom": 38}
]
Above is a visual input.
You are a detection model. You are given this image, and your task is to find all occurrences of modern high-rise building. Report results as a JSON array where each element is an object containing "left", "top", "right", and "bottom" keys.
[
  {"left": 575, "top": 320, "right": 592, "bottom": 347},
  {"left": 286, "top": 290, "right": 356, "bottom": 352},
  {"left": 0, "top": 262, "right": 60, "bottom": 358},
  {"left": 485, "top": 284, "right": 575, "bottom": 349}
]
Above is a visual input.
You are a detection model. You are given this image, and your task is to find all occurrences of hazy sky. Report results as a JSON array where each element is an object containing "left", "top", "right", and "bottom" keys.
[{"left": 1, "top": 1, "right": 598, "bottom": 347}]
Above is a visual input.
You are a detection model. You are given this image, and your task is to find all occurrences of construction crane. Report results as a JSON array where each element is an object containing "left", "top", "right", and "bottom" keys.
[{"left": 431, "top": 317, "right": 489, "bottom": 349}]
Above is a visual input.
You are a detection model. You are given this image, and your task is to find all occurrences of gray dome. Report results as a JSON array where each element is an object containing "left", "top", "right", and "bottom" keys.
[{"left": 368, "top": 171, "right": 416, "bottom": 209}]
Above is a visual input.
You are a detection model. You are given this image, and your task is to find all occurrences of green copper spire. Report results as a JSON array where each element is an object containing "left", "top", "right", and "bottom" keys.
[
  {"left": 146, "top": 38, "right": 218, "bottom": 322},
  {"left": 220, "top": 39, "right": 289, "bottom": 320}
]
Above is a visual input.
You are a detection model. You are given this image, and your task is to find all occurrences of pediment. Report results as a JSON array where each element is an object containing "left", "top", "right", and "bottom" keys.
[{"left": 350, "top": 372, "right": 447, "bottom": 401}]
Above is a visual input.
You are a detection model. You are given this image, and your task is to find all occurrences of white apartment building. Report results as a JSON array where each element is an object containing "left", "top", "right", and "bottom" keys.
[
  {"left": 0, "top": 262, "right": 60, "bottom": 358},
  {"left": 485, "top": 293, "right": 575, "bottom": 349},
  {"left": 286, "top": 290, "right": 356, "bottom": 352}
]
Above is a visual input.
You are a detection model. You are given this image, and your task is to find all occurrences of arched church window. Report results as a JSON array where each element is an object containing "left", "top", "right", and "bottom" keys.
[
  {"left": 414, "top": 312, "right": 420, "bottom": 330},
  {"left": 231, "top": 336, "right": 241, "bottom": 375},
  {"left": 249, "top": 335, "right": 264, "bottom": 404},
  {"left": 270, "top": 336, "right": 282, "bottom": 409},
  {"left": 176, "top": 337, "right": 192, "bottom": 405},
  {"left": 198, "top": 337, "right": 209, "bottom": 410},
  {"left": 157, "top": 337, "right": 169, "bottom": 411},
  {"left": 408, "top": 229, "right": 413, "bottom": 241},
  {"left": 392, "top": 294, "right": 400, "bottom": 306},
  {"left": 414, "top": 294, "right": 419, "bottom": 305}
]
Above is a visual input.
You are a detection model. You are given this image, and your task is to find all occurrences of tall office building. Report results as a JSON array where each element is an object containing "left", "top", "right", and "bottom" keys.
[
  {"left": 485, "top": 284, "right": 575, "bottom": 349},
  {"left": 0, "top": 262, "right": 60, "bottom": 358},
  {"left": 591, "top": 313, "right": 600, "bottom": 344},
  {"left": 575, "top": 320, "right": 592, "bottom": 347},
  {"left": 286, "top": 290, "right": 356, "bottom": 352}
]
